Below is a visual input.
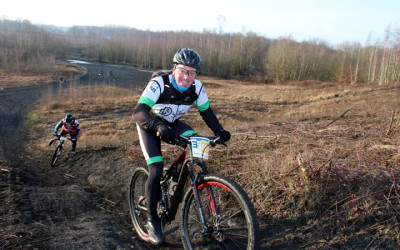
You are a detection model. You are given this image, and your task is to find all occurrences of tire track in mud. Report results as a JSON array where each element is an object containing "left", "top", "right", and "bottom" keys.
[
  {"left": 0, "top": 62, "right": 151, "bottom": 162},
  {"left": 0, "top": 84, "right": 53, "bottom": 162},
  {"left": 0, "top": 62, "right": 159, "bottom": 249}
]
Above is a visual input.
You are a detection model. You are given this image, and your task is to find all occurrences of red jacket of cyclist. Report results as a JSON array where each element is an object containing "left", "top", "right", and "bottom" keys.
[
  {"left": 53, "top": 114, "right": 80, "bottom": 152},
  {"left": 132, "top": 48, "right": 231, "bottom": 246}
]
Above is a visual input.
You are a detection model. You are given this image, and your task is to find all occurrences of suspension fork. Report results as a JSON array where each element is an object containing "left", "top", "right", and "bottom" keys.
[
  {"left": 58, "top": 141, "right": 64, "bottom": 152},
  {"left": 188, "top": 161, "right": 218, "bottom": 234},
  {"left": 205, "top": 183, "right": 219, "bottom": 215}
]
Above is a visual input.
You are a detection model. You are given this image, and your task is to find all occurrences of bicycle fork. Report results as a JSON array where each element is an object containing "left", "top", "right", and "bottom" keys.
[
  {"left": 188, "top": 162, "right": 219, "bottom": 235},
  {"left": 57, "top": 143, "right": 63, "bottom": 156}
]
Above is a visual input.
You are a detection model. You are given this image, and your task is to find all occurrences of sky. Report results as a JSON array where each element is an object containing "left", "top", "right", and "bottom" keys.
[{"left": 2, "top": 0, "right": 399, "bottom": 46}]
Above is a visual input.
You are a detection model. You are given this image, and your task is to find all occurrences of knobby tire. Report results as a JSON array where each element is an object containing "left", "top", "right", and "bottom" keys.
[
  {"left": 180, "top": 174, "right": 260, "bottom": 250},
  {"left": 128, "top": 166, "right": 150, "bottom": 242}
]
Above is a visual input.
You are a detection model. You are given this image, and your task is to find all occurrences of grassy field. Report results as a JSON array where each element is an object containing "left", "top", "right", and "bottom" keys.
[
  {"left": 27, "top": 76, "right": 400, "bottom": 247},
  {"left": 0, "top": 63, "right": 85, "bottom": 88}
]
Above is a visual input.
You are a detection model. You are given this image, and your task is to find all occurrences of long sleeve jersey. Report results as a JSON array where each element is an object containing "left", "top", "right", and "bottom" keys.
[
  {"left": 54, "top": 119, "right": 81, "bottom": 137},
  {"left": 132, "top": 74, "right": 223, "bottom": 133}
]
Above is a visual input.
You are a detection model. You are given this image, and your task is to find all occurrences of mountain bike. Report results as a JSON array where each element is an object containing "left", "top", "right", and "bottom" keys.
[
  {"left": 48, "top": 135, "right": 71, "bottom": 167},
  {"left": 129, "top": 135, "right": 260, "bottom": 249}
]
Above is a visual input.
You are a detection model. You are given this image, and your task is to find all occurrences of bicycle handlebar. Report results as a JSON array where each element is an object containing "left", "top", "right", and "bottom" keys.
[
  {"left": 54, "top": 134, "right": 72, "bottom": 141},
  {"left": 176, "top": 135, "right": 226, "bottom": 147}
]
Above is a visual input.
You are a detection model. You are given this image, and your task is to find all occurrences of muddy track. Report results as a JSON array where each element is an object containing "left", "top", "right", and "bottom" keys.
[
  {"left": 0, "top": 84, "right": 52, "bottom": 162},
  {"left": 0, "top": 62, "right": 285, "bottom": 249},
  {"left": 0, "top": 62, "right": 162, "bottom": 249},
  {"left": 1, "top": 62, "right": 241, "bottom": 249}
]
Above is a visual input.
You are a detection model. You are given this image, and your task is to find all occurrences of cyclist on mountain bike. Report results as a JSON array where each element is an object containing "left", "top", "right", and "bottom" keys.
[
  {"left": 50, "top": 114, "right": 81, "bottom": 152},
  {"left": 132, "top": 48, "right": 231, "bottom": 246}
]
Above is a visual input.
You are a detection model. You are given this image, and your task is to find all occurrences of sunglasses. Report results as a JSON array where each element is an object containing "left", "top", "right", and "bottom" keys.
[{"left": 176, "top": 67, "right": 197, "bottom": 77}]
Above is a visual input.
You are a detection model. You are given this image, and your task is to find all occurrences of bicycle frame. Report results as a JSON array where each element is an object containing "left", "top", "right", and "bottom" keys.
[
  {"left": 160, "top": 150, "right": 187, "bottom": 222},
  {"left": 56, "top": 136, "right": 69, "bottom": 149},
  {"left": 130, "top": 134, "right": 260, "bottom": 249},
  {"left": 50, "top": 135, "right": 69, "bottom": 167},
  {"left": 160, "top": 136, "right": 218, "bottom": 233},
  {"left": 59, "top": 137, "right": 66, "bottom": 145}
]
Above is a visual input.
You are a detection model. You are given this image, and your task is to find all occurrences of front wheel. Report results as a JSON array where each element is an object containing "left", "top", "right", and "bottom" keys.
[
  {"left": 128, "top": 166, "right": 150, "bottom": 242},
  {"left": 181, "top": 174, "right": 260, "bottom": 250},
  {"left": 50, "top": 144, "right": 62, "bottom": 167}
]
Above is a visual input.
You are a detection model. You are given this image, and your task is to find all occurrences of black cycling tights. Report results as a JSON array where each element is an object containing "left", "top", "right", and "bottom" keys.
[{"left": 145, "top": 162, "right": 164, "bottom": 222}]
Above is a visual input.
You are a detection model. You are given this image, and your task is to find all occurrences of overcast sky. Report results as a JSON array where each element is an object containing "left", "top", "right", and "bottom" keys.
[{"left": 2, "top": 0, "right": 399, "bottom": 46}]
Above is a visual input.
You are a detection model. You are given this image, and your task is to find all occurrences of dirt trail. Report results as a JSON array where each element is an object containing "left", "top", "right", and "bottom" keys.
[
  {"left": 1, "top": 62, "right": 282, "bottom": 249},
  {"left": 0, "top": 84, "right": 50, "bottom": 161},
  {"left": 0, "top": 62, "right": 160, "bottom": 249}
]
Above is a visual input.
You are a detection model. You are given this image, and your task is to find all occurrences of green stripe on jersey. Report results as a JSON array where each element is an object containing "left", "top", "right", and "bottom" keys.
[
  {"left": 138, "top": 96, "right": 155, "bottom": 107},
  {"left": 197, "top": 100, "right": 210, "bottom": 111}
]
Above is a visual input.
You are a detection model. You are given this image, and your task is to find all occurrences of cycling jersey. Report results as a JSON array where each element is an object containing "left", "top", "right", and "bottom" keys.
[
  {"left": 133, "top": 74, "right": 223, "bottom": 133},
  {"left": 54, "top": 119, "right": 80, "bottom": 137},
  {"left": 132, "top": 72, "right": 226, "bottom": 228},
  {"left": 139, "top": 75, "right": 209, "bottom": 123}
]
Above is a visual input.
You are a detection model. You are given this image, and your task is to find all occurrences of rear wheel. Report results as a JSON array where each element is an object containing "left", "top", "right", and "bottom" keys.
[
  {"left": 51, "top": 144, "right": 62, "bottom": 167},
  {"left": 181, "top": 174, "right": 260, "bottom": 250},
  {"left": 128, "top": 166, "right": 150, "bottom": 242}
]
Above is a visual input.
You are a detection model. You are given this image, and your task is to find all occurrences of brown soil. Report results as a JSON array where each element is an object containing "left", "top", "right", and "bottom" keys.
[
  {"left": 0, "top": 62, "right": 156, "bottom": 249},
  {"left": 2, "top": 62, "right": 274, "bottom": 249},
  {"left": 3, "top": 61, "right": 397, "bottom": 249}
]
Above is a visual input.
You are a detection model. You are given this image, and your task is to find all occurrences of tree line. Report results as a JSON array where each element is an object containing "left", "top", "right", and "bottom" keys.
[{"left": 1, "top": 18, "right": 399, "bottom": 84}]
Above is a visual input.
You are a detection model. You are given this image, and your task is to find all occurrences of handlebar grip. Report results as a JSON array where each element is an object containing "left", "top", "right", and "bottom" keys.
[{"left": 174, "top": 138, "right": 188, "bottom": 148}]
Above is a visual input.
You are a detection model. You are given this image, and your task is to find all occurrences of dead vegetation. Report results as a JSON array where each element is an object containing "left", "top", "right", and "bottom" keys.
[
  {"left": 26, "top": 77, "right": 400, "bottom": 248},
  {"left": 0, "top": 63, "right": 85, "bottom": 88}
]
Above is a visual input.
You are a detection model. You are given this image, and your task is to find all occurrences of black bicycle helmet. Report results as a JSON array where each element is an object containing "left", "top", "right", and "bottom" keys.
[
  {"left": 173, "top": 48, "right": 201, "bottom": 69},
  {"left": 65, "top": 114, "right": 75, "bottom": 124}
]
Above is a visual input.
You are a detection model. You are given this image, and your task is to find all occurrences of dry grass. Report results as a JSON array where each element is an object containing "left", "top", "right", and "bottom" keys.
[
  {"left": 0, "top": 63, "right": 85, "bottom": 88},
  {"left": 30, "top": 83, "right": 140, "bottom": 151},
  {"left": 201, "top": 79, "right": 400, "bottom": 248},
  {"left": 28, "top": 78, "right": 400, "bottom": 248}
]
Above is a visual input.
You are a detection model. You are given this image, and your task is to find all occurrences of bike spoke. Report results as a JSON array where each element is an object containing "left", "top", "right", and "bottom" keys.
[
  {"left": 218, "top": 208, "right": 244, "bottom": 225},
  {"left": 182, "top": 177, "right": 257, "bottom": 249}
]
